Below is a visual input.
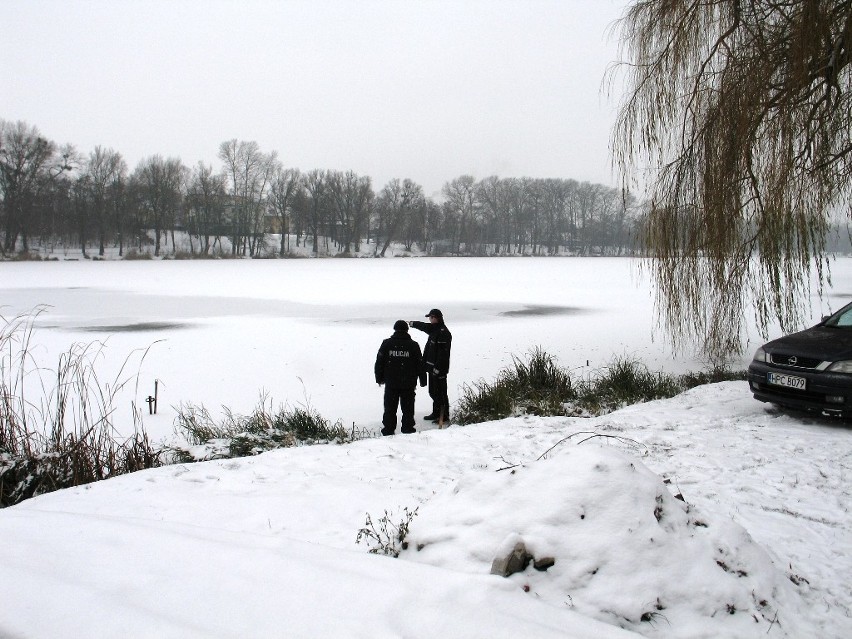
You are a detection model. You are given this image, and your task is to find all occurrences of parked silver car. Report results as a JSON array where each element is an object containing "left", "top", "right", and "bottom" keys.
[{"left": 748, "top": 301, "right": 852, "bottom": 418}]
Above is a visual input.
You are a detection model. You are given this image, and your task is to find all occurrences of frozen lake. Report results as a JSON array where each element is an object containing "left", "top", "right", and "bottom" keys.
[{"left": 3, "top": 256, "right": 850, "bottom": 441}]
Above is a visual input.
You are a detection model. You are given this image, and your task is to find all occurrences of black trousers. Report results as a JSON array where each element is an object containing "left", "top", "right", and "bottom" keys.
[
  {"left": 428, "top": 374, "right": 450, "bottom": 419},
  {"left": 383, "top": 386, "right": 416, "bottom": 432}
]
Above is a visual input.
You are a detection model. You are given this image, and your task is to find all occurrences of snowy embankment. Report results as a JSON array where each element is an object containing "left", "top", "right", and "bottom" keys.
[{"left": 0, "top": 382, "right": 849, "bottom": 638}]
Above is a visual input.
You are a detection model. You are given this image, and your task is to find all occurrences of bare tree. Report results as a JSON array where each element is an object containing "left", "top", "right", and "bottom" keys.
[
  {"left": 37, "top": 159, "right": 77, "bottom": 247},
  {"left": 327, "top": 170, "right": 373, "bottom": 254},
  {"left": 218, "top": 140, "right": 276, "bottom": 256},
  {"left": 302, "top": 169, "right": 328, "bottom": 254},
  {"left": 421, "top": 198, "right": 444, "bottom": 254},
  {"left": 540, "top": 179, "right": 567, "bottom": 255},
  {"left": 442, "top": 175, "right": 477, "bottom": 254},
  {"left": 525, "top": 180, "right": 545, "bottom": 255},
  {"left": 477, "top": 176, "right": 513, "bottom": 254},
  {"left": 0, "top": 120, "right": 63, "bottom": 254},
  {"left": 583, "top": 185, "right": 621, "bottom": 255},
  {"left": 400, "top": 191, "right": 428, "bottom": 251},
  {"left": 612, "top": 0, "right": 852, "bottom": 359},
  {"left": 248, "top": 153, "right": 277, "bottom": 256},
  {"left": 289, "top": 188, "right": 310, "bottom": 248},
  {"left": 83, "top": 146, "right": 126, "bottom": 256},
  {"left": 350, "top": 175, "right": 373, "bottom": 253},
  {"left": 574, "top": 182, "right": 599, "bottom": 256},
  {"left": 268, "top": 166, "right": 302, "bottom": 256},
  {"left": 374, "top": 178, "right": 424, "bottom": 257},
  {"left": 186, "top": 162, "right": 227, "bottom": 254},
  {"left": 506, "top": 178, "right": 534, "bottom": 254},
  {"left": 132, "top": 156, "right": 185, "bottom": 257}
]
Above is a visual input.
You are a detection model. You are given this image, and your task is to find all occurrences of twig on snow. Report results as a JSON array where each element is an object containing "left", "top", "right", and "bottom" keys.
[
  {"left": 766, "top": 611, "right": 779, "bottom": 634},
  {"left": 537, "top": 431, "right": 645, "bottom": 460}
]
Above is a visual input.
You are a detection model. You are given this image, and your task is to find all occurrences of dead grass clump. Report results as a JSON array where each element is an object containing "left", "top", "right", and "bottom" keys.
[{"left": 0, "top": 308, "right": 162, "bottom": 507}]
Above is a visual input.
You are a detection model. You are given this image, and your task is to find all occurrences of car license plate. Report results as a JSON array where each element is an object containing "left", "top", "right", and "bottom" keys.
[{"left": 767, "top": 372, "right": 807, "bottom": 390}]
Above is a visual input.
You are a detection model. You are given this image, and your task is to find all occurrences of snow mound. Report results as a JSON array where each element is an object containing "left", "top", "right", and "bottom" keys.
[{"left": 403, "top": 444, "right": 805, "bottom": 638}]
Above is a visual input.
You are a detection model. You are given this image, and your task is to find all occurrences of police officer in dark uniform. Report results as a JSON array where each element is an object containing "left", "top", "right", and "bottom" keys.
[
  {"left": 409, "top": 308, "right": 452, "bottom": 424},
  {"left": 375, "top": 320, "right": 427, "bottom": 436}
]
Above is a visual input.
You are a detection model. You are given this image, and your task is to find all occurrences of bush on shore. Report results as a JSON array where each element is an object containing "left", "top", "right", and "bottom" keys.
[
  {"left": 169, "top": 396, "right": 370, "bottom": 462},
  {"left": 454, "top": 349, "right": 745, "bottom": 425}
]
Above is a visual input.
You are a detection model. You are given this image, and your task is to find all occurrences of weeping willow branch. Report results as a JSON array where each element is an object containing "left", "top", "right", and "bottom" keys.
[{"left": 609, "top": 0, "right": 852, "bottom": 361}]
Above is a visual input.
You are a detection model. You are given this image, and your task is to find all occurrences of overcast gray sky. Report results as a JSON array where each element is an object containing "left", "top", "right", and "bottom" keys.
[{"left": 2, "top": 0, "right": 627, "bottom": 197}]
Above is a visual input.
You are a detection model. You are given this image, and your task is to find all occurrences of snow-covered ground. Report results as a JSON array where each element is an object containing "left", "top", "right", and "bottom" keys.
[
  {"left": 0, "top": 383, "right": 849, "bottom": 638},
  {"left": 0, "top": 257, "right": 850, "bottom": 637}
]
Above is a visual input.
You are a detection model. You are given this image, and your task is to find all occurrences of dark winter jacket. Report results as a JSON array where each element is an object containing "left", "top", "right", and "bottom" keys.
[
  {"left": 375, "top": 331, "right": 427, "bottom": 389},
  {"left": 410, "top": 321, "right": 452, "bottom": 378}
]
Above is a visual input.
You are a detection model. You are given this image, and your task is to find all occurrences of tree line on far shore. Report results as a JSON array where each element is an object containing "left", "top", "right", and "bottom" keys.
[{"left": 1, "top": 119, "right": 643, "bottom": 259}]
